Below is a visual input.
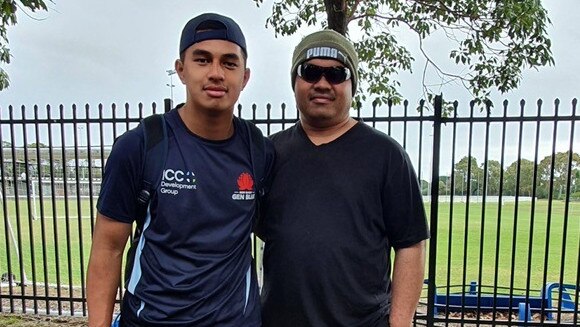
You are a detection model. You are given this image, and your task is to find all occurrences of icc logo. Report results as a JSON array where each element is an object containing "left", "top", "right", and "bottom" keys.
[{"left": 163, "top": 169, "right": 195, "bottom": 184}]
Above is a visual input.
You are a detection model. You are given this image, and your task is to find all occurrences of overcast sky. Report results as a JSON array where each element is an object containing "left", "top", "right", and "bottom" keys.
[
  {"left": 2, "top": 0, "right": 296, "bottom": 108},
  {"left": 1, "top": 0, "right": 578, "bottom": 110},
  {"left": 1, "top": 1, "right": 578, "bottom": 175}
]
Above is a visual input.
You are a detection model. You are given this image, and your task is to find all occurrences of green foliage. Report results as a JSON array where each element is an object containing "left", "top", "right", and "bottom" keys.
[
  {"left": 438, "top": 179, "right": 447, "bottom": 195},
  {"left": 420, "top": 179, "right": 429, "bottom": 194},
  {"left": 0, "top": 0, "right": 49, "bottom": 90},
  {"left": 452, "top": 155, "right": 482, "bottom": 195},
  {"left": 537, "top": 151, "right": 580, "bottom": 199},
  {"left": 485, "top": 159, "right": 502, "bottom": 195},
  {"left": 570, "top": 191, "right": 580, "bottom": 202},
  {"left": 504, "top": 158, "right": 535, "bottom": 196},
  {"left": 253, "top": 0, "right": 554, "bottom": 109},
  {"left": 28, "top": 142, "right": 48, "bottom": 148},
  {"left": 448, "top": 152, "right": 580, "bottom": 199}
]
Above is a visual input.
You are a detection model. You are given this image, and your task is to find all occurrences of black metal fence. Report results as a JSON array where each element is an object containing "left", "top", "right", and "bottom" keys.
[{"left": 0, "top": 97, "right": 578, "bottom": 326}]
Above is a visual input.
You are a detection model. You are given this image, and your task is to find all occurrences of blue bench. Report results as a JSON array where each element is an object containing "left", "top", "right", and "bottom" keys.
[
  {"left": 428, "top": 281, "right": 546, "bottom": 315},
  {"left": 542, "top": 282, "right": 579, "bottom": 321},
  {"left": 426, "top": 280, "right": 578, "bottom": 322}
]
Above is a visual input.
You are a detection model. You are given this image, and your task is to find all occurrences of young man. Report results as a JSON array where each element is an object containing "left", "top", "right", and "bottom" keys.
[
  {"left": 258, "top": 30, "right": 429, "bottom": 327},
  {"left": 87, "top": 13, "right": 273, "bottom": 327}
]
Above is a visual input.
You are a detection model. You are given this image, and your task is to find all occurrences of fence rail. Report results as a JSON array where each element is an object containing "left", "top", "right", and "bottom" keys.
[{"left": 1, "top": 97, "right": 579, "bottom": 326}]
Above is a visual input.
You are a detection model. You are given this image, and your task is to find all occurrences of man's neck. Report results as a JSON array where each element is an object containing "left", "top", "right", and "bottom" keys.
[
  {"left": 178, "top": 103, "right": 234, "bottom": 140},
  {"left": 301, "top": 117, "right": 357, "bottom": 146}
]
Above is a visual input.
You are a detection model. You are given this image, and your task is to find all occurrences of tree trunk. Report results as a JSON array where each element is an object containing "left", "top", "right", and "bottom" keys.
[{"left": 324, "top": 0, "right": 347, "bottom": 35}]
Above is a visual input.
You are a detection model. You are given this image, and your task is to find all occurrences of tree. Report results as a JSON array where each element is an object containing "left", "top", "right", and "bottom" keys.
[
  {"left": 28, "top": 142, "right": 48, "bottom": 148},
  {"left": 438, "top": 180, "right": 447, "bottom": 196},
  {"left": 537, "top": 151, "right": 580, "bottom": 200},
  {"left": 438, "top": 175, "right": 450, "bottom": 196},
  {"left": 1, "top": 0, "right": 49, "bottom": 90},
  {"left": 485, "top": 160, "right": 502, "bottom": 196},
  {"left": 253, "top": 0, "right": 554, "bottom": 107},
  {"left": 503, "top": 158, "right": 535, "bottom": 197},
  {"left": 452, "top": 156, "right": 481, "bottom": 195},
  {"left": 420, "top": 179, "right": 429, "bottom": 195}
]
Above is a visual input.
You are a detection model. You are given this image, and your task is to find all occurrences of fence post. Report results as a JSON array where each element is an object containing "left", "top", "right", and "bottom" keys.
[
  {"left": 426, "top": 95, "right": 443, "bottom": 326},
  {"left": 164, "top": 98, "right": 172, "bottom": 113}
]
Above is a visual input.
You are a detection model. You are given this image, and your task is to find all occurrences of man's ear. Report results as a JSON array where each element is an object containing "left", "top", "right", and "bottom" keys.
[
  {"left": 241, "top": 68, "right": 251, "bottom": 90},
  {"left": 175, "top": 59, "right": 185, "bottom": 84}
]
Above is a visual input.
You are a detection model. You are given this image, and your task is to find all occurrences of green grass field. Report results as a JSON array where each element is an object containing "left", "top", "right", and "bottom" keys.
[
  {"left": 430, "top": 200, "right": 579, "bottom": 293},
  {"left": 0, "top": 198, "right": 578, "bottom": 294},
  {"left": 0, "top": 198, "right": 95, "bottom": 287}
]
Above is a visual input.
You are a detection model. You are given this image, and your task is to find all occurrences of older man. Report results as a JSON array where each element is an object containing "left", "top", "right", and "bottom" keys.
[{"left": 258, "top": 30, "right": 429, "bottom": 327}]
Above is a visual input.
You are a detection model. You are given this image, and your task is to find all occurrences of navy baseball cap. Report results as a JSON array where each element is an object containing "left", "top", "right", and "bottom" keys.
[{"left": 179, "top": 13, "right": 247, "bottom": 56}]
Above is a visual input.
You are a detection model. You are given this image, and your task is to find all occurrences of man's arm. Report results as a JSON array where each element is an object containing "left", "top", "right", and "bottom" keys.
[
  {"left": 87, "top": 213, "right": 132, "bottom": 327},
  {"left": 389, "top": 240, "right": 426, "bottom": 327}
]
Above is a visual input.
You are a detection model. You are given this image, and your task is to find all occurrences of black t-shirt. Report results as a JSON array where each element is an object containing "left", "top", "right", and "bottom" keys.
[{"left": 259, "top": 121, "right": 429, "bottom": 327}]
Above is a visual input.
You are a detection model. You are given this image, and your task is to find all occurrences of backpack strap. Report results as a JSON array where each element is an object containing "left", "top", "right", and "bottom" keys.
[
  {"left": 136, "top": 113, "right": 168, "bottom": 227},
  {"left": 243, "top": 120, "right": 267, "bottom": 198},
  {"left": 242, "top": 120, "right": 272, "bottom": 289},
  {"left": 124, "top": 113, "right": 167, "bottom": 287}
]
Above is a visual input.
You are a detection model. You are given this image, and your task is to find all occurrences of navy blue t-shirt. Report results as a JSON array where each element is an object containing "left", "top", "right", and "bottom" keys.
[{"left": 98, "top": 109, "right": 268, "bottom": 326}]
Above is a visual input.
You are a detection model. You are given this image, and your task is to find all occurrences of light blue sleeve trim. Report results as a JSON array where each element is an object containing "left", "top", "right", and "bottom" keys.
[
  {"left": 136, "top": 300, "right": 145, "bottom": 318},
  {"left": 244, "top": 266, "right": 251, "bottom": 314},
  {"left": 127, "top": 205, "right": 152, "bottom": 294}
]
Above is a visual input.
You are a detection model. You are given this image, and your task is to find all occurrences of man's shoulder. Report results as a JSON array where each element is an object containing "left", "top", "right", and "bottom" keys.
[
  {"left": 110, "top": 124, "right": 145, "bottom": 158},
  {"left": 233, "top": 116, "right": 275, "bottom": 153},
  {"left": 268, "top": 122, "right": 299, "bottom": 144},
  {"left": 355, "top": 122, "right": 402, "bottom": 147},
  {"left": 349, "top": 122, "right": 416, "bottom": 167},
  {"left": 233, "top": 116, "right": 264, "bottom": 138}
]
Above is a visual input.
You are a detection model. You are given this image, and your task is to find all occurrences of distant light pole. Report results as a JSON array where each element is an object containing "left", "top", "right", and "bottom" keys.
[
  {"left": 78, "top": 125, "right": 86, "bottom": 180},
  {"left": 166, "top": 69, "right": 176, "bottom": 104}
]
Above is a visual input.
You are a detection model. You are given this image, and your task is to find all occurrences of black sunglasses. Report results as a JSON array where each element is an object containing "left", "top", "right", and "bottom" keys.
[{"left": 297, "top": 63, "right": 351, "bottom": 85}]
